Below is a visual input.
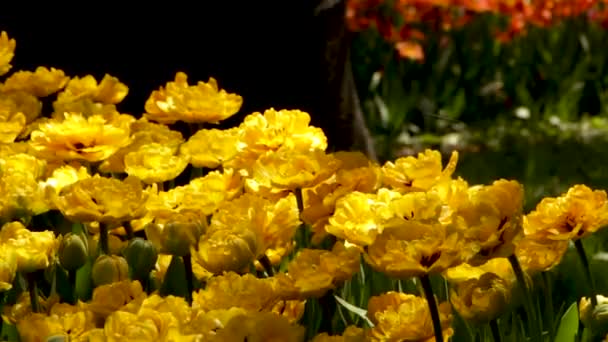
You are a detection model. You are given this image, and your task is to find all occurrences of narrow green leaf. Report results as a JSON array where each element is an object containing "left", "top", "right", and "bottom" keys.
[
  {"left": 75, "top": 259, "right": 93, "bottom": 302},
  {"left": 555, "top": 302, "right": 579, "bottom": 342},
  {"left": 160, "top": 255, "right": 188, "bottom": 298},
  {"left": 334, "top": 295, "right": 374, "bottom": 328}
]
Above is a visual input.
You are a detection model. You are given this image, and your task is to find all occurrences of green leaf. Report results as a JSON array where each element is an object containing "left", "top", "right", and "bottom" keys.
[
  {"left": 75, "top": 259, "right": 93, "bottom": 302},
  {"left": 160, "top": 255, "right": 188, "bottom": 298},
  {"left": 555, "top": 302, "right": 579, "bottom": 342},
  {"left": 55, "top": 265, "right": 73, "bottom": 303},
  {"left": 334, "top": 295, "right": 374, "bottom": 328},
  {"left": 0, "top": 322, "right": 20, "bottom": 342}
]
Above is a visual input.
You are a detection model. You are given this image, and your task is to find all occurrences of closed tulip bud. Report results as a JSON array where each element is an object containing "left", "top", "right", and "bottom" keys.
[
  {"left": 123, "top": 238, "right": 158, "bottom": 280},
  {"left": 91, "top": 255, "right": 129, "bottom": 287},
  {"left": 195, "top": 228, "right": 258, "bottom": 275},
  {"left": 58, "top": 233, "right": 88, "bottom": 271},
  {"left": 145, "top": 212, "right": 206, "bottom": 257}
]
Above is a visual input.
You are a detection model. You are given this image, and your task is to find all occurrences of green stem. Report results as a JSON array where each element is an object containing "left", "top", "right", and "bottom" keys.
[
  {"left": 258, "top": 254, "right": 275, "bottom": 277},
  {"left": 69, "top": 270, "right": 78, "bottom": 304},
  {"left": 575, "top": 239, "right": 598, "bottom": 307},
  {"left": 508, "top": 254, "right": 540, "bottom": 340},
  {"left": 27, "top": 272, "right": 40, "bottom": 313},
  {"left": 183, "top": 254, "right": 194, "bottom": 304},
  {"left": 295, "top": 187, "right": 304, "bottom": 217},
  {"left": 419, "top": 274, "right": 444, "bottom": 342},
  {"left": 123, "top": 222, "right": 134, "bottom": 240},
  {"left": 542, "top": 272, "right": 556, "bottom": 341},
  {"left": 293, "top": 188, "right": 311, "bottom": 249},
  {"left": 99, "top": 223, "right": 109, "bottom": 255},
  {"left": 490, "top": 319, "right": 502, "bottom": 342}
]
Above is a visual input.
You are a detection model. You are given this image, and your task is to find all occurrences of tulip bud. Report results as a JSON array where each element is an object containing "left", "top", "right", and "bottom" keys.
[
  {"left": 58, "top": 233, "right": 88, "bottom": 271},
  {"left": 145, "top": 211, "right": 206, "bottom": 256},
  {"left": 196, "top": 228, "right": 258, "bottom": 275},
  {"left": 580, "top": 295, "right": 608, "bottom": 337},
  {"left": 162, "top": 220, "right": 204, "bottom": 256},
  {"left": 91, "top": 255, "right": 129, "bottom": 287},
  {"left": 123, "top": 238, "right": 158, "bottom": 280}
]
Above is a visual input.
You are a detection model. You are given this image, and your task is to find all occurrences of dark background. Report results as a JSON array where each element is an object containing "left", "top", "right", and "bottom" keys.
[{"left": 0, "top": 3, "right": 342, "bottom": 135}]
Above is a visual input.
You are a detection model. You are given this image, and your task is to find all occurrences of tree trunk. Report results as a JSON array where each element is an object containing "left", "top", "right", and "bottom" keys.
[{"left": 315, "top": 0, "right": 378, "bottom": 161}]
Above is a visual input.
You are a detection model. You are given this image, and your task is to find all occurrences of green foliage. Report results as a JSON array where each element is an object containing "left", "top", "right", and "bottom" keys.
[{"left": 555, "top": 302, "right": 579, "bottom": 342}]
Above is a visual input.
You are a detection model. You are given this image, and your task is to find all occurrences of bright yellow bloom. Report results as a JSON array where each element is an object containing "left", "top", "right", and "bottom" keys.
[
  {"left": 276, "top": 242, "right": 361, "bottom": 299},
  {"left": 39, "top": 164, "right": 91, "bottom": 202},
  {"left": 0, "top": 142, "right": 33, "bottom": 159},
  {"left": 382, "top": 149, "right": 458, "bottom": 193},
  {"left": 211, "top": 311, "right": 306, "bottom": 342},
  {"left": 208, "top": 193, "right": 300, "bottom": 264},
  {"left": 1, "top": 67, "right": 69, "bottom": 97},
  {"left": 179, "top": 168, "right": 243, "bottom": 215},
  {"left": 100, "top": 118, "right": 184, "bottom": 173},
  {"left": 2, "top": 292, "right": 60, "bottom": 324},
  {"left": 0, "top": 153, "right": 49, "bottom": 220},
  {"left": 85, "top": 280, "right": 146, "bottom": 321},
  {"left": 3, "top": 91, "right": 42, "bottom": 123},
  {"left": 54, "top": 175, "right": 147, "bottom": 223},
  {"left": 0, "top": 102, "right": 26, "bottom": 143},
  {"left": 239, "top": 108, "right": 327, "bottom": 152},
  {"left": 246, "top": 147, "right": 341, "bottom": 197},
  {"left": 103, "top": 308, "right": 181, "bottom": 342},
  {"left": 29, "top": 112, "right": 132, "bottom": 162},
  {"left": 225, "top": 108, "right": 327, "bottom": 171},
  {"left": 16, "top": 305, "right": 96, "bottom": 342},
  {"left": 515, "top": 235, "right": 569, "bottom": 274},
  {"left": 0, "top": 221, "right": 57, "bottom": 273},
  {"left": 55, "top": 74, "right": 128, "bottom": 105},
  {"left": 132, "top": 168, "right": 242, "bottom": 231},
  {"left": 428, "top": 177, "right": 470, "bottom": 224},
  {"left": 444, "top": 258, "right": 515, "bottom": 323},
  {"left": 193, "top": 272, "right": 278, "bottom": 312},
  {"left": 581, "top": 295, "right": 608, "bottom": 337},
  {"left": 524, "top": 184, "right": 608, "bottom": 241},
  {"left": 138, "top": 294, "right": 193, "bottom": 328},
  {"left": 183, "top": 307, "right": 247, "bottom": 339},
  {"left": 367, "top": 292, "right": 453, "bottom": 342},
  {"left": 194, "top": 227, "right": 257, "bottom": 274},
  {"left": 0, "top": 247, "right": 17, "bottom": 291},
  {"left": 326, "top": 189, "right": 401, "bottom": 246},
  {"left": 52, "top": 99, "right": 119, "bottom": 120},
  {"left": 303, "top": 151, "right": 382, "bottom": 243},
  {"left": 180, "top": 127, "right": 242, "bottom": 168},
  {"left": 311, "top": 326, "right": 367, "bottom": 342},
  {"left": 364, "top": 191, "right": 471, "bottom": 278},
  {"left": 124, "top": 142, "right": 190, "bottom": 184},
  {"left": 271, "top": 300, "right": 306, "bottom": 324},
  {"left": 144, "top": 72, "right": 242, "bottom": 124},
  {"left": 0, "top": 31, "right": 16, "bottom": 76},
  {"left": 0, "top": 91, "right": 42, "bottom": 138},
  {"left": 452, "top": 179, "right": 524, "bottom": 265}
]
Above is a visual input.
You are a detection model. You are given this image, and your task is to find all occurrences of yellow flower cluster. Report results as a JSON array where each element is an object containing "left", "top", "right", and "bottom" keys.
[{"left": 1, "top": 30, "right": 608, "bottom": 342}]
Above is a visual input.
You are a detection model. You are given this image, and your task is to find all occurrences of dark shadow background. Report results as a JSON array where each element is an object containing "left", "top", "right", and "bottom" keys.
[{"left": 0, "top": 4, "right": 336, "bottom": 133}]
